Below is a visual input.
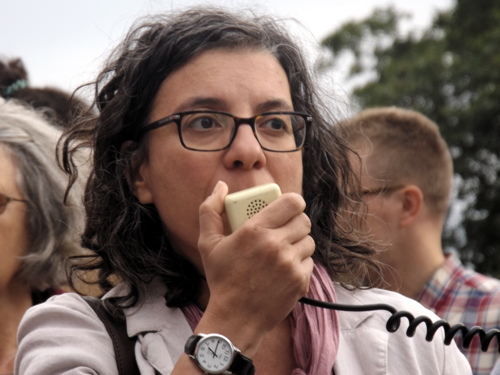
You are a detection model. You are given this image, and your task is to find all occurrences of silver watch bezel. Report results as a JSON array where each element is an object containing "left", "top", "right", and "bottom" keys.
[{"left": 192, "top": 333, "right": 237, "bottom": 374}]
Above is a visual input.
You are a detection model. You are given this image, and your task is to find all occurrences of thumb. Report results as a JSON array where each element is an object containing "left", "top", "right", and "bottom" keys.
[{"left": 198, "top": 180, "right": 228, "bottom": 253}]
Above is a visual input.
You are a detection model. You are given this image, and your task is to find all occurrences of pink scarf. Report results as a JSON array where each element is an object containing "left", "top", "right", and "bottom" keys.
[{"left": 182, "top": 264, "right": 339, "bottom": 375}]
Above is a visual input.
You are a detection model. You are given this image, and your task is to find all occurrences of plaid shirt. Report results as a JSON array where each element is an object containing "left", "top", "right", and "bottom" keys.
[{"left": 417, "top": 253, "right": 500, "bottom": 375}]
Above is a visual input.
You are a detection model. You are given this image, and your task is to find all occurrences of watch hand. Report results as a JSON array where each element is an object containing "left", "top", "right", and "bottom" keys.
[
  {"left": 214, "top": 341, "right": 220, "bottom": 357},
  {"left": 208, "top": 347, "right": 217, "bottom": 358}
]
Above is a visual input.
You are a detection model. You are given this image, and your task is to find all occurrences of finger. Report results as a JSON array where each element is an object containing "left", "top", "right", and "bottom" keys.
[
  {"left": 279, "top": 235, "right": 315, "bottom": 270},
  {"left": 282, "top": 212, "right": 312, "bottom": 245},
  {"left": 295, "top": 234, "right": 316, "bottom": 261},
  {"left": 198, "top": 180, "right": 228, "bottom": 253},
  {"left": 248, "top": 192, "right": 306, "bottom": 229},
  {"left": 299, "top": 256, "right": 315, "bottom": 296}
]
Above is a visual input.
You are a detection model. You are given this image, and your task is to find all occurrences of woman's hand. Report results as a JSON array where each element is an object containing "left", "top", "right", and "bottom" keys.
[{"left": 196, "top": 181, "right": 315, "bottom": 355}]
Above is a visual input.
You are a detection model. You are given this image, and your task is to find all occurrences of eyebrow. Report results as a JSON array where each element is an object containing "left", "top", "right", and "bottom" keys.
[
  {"left": 177, "top": 97, "right": 294, "bottom": 114},
  {"left": 255, "top": 99, "right": 294, "bottom": 113},
  {"left": 177, "top": 97, "right": 225, "bottom": 111}
]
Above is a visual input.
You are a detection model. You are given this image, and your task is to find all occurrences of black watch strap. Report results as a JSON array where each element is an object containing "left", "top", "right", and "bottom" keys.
[
  {"left": 184, "top": 334, "right": 201, "bottom": 355},
  {"left": 230, "top": 351, "right": 255, "bottom": 375},
  {"left": 184, "top": 334, "right": 255, "bottom": 375}
]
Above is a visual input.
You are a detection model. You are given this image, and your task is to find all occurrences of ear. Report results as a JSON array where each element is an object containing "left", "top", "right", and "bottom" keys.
[
  {"left": 121, "top": 141, "right": 153, "bottom": 204},
  {"left": 399, "top": 185, "right": 423, "bottom": 228},
  {"left": 133, "top": 161, "right": 154, "bottom": 204}
]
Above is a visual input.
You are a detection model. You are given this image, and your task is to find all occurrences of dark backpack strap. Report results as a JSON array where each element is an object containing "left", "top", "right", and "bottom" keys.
[{"left": 83, "top": 296, "right": 140, "bottom": 375}]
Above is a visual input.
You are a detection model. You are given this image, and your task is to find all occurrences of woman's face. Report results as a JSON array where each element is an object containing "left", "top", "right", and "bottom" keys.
[
  {"left": 133, "top": 48, "right": 303, "bottom": 271},
  {"left": 0, "top": 146, "right": 29, "bottom": 292}
]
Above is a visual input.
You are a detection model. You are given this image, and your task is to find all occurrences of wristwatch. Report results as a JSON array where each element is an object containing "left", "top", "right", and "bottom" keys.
[{"left": 184, "top": 333, "right": 255, "bottom": 375}]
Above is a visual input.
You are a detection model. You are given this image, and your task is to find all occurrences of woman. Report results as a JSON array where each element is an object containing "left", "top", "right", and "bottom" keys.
[
  {"left": 0, "top": 98, "right": 86, "bottom": 374},
  {"left": 16, "top": 7, "right": 471, "bottom": 374}
]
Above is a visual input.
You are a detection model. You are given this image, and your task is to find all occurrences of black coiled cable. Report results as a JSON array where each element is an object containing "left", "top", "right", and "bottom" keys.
[{"left": 299, "top": 297, "right": 500, "bottom": 352}]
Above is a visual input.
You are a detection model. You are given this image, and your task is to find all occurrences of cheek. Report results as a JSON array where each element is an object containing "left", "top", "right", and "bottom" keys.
[
  {"left": 364, "top": 202, "right": 395, "bottom": 241},
  {"left": 145, "top": 128, "right": 219, "bottom": 188},
  {"left": 269, "top": 154, "right": 303, "bottom": 193},
  {"left": 365, "top": 214, "right": 388, "bottom": 236},
  {"left": 0, "top": 217, "right": 28, "bottom": 288},
  {"left": 150, "top": 152, "right": 217, "bottom": 197},
  {"left": 144, "top": 151, "right": 219, "bottom": 251},
  {"left": 0, "top": 252, "right": 22, "bottom": 289},
  {"left": 363, "top": 201, "right": 381, "bottom": 226}
]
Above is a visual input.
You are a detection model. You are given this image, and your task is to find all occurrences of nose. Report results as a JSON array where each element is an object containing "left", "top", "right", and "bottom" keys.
[{"left": 222, "top": 124, "right": 266, "bottom": 169}]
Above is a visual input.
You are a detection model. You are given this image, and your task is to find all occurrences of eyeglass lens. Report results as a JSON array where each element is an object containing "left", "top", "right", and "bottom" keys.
[{"left": 179, "top": 112, "right": 306, "bottom": 151}]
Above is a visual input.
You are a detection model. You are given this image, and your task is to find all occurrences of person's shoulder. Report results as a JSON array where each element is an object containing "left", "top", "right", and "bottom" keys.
[
  {"left": 445, "top": 253, "right": 500, "bottom": 293},
  {"left": 19, "top": 292, "right": 103, "bottom": 340},
  {"left": 26, "top": 291, "right": 91, "bottom": 315},
  {"left": 16, "top": 293, "right": 118, "bottom": 375},
  {"left": 463, "top": 268, "right": 500, "bottom": 293},
  {"left": 336, "top": 285, "right": 439, "bottom": 317},
  {"left": 334, "top": 285, "right": 443, "bottom": 335},
  {"left": 334, "top": 285, "right": 472, "bottom": 374}
]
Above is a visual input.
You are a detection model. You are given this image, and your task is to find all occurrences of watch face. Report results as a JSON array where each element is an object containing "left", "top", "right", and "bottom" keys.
[{"left": 195, "top": 334, "right": 234, "bottom": 373}]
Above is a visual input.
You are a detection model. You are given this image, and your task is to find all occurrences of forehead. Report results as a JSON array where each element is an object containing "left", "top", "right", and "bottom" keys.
[{"left": 148, "top": 48, "right": 292, "bottom": 120}]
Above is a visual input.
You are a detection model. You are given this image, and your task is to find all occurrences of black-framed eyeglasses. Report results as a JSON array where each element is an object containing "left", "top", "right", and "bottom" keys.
[
  {"left": 137, "top": 110, "right": 311, "bottom": 152},
  {"left": 361, "top": 185, "right": 406, "bottom": 197},
  {"left": 0, "top": 192, "right": 28, "bottom": 215}
]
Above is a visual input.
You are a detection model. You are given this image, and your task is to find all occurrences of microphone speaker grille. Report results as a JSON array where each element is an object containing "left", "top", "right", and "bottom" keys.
[{"left": 246, "top": 199, "right": 268, "bottom": 219}]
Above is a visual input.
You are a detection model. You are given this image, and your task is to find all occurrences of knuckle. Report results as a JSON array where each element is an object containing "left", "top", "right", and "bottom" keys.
[
  {"left": 198, "top": 199, "right": 210, "bottom": 216},
  {"left": 307, "top": 235, "right": 315, "bottom": 253},
  {"left": 281, "top": 192, "right": 306, "bottom": 212},
  {"left": 239, "top": 221, "right": 267, "bottom": 240},
  {"left": 300, "top": 213, "right": 312, "bottom": 230}
]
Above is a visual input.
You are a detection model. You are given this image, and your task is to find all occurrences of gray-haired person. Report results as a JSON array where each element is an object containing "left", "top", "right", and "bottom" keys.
[{"left": 0, "top": 98, "right": 86, "bottom": 374}]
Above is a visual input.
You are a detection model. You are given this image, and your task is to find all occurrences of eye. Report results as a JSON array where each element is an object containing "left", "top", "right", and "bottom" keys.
[
  {"left": 258, "top": 114, "right": 293, "bottom": 134},
  {"left": 183, "top": 114, "right": 223, "bottom": 131},
  {"left": 182, "top": 113, "right": 232, "bottom": 132},
  {"left": 268, "top": 118, "right": 287, "bottom": 130}
]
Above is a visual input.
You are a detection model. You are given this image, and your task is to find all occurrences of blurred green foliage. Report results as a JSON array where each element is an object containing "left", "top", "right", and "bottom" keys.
[{"left": 320, "top": 0, "right": 500, "bottom": 276}]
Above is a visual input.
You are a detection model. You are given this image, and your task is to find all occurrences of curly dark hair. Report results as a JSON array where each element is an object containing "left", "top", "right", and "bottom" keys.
[{"left": 60, "top": 6, "right": 382, "bottom": 309}]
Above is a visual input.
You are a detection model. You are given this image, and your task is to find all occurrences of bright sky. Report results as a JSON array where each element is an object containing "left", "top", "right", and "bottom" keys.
[{"left": 1, "top": 0, "right": 454, "bottom": 94}]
